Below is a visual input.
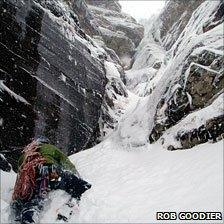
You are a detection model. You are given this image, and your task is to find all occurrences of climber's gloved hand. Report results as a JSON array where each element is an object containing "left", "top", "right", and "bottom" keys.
[{"left": 68, "top": 175, "right": 91, "bottom": 200}]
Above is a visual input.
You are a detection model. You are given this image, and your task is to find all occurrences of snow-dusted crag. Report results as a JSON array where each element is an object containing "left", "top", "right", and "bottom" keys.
[
  {"left": 155, "top": 0, "right": 205, "bottom": 51},
  {"left": 149, "top": 1, "right": 224, "bottom": 149},
  {"left": 85, "top": 0, "right": 144, "bottom": 68}
]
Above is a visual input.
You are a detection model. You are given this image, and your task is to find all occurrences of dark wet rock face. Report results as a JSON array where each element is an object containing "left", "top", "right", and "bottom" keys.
[
  {"left": 185, "top": 63, "right": 223, "bottom": 109},
  {"left": 68, "top": 0, "right": 100, "bottom": 36},
  {"left": 0, "top": 153, "right": 11, "bottom": 172},
  {"left": 0, "top": 0, "right": 107, "bottom": 159},
  {"left": 0, "top": 0, "right": 41, "bottom": 149}
]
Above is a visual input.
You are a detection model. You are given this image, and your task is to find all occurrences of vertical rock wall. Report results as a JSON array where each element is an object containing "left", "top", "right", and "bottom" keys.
[{"left": 0, "top": 0, "right": 107, "bottom": 161}]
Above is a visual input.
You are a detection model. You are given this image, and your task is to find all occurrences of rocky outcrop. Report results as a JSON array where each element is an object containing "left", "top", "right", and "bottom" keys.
[
  {"left": 153, "top": 0, "right": 204, "bottom": 51},
  {"left": 150, "top": 48, "right": 224, "bottom": 143},
  {"left": 176, "top": 115, "right": 224, "bottom": 150},
  {"left": 159, "top": 94, "right": 224, "bottom": 150},
  {"left": 86, "top": 0, "right": 122, "bottom": 12},
  {"left": 66, "top": 0, "right": 100, "bottom": 36},
  {"left": 0, "top": 0, "right": 107, "bottom": 159},
  {"left": 185, "top": 56, "right": 223, "bottom": 108},
  {"left": 85, "top": 0, "right": 144, "bottom": 67}
]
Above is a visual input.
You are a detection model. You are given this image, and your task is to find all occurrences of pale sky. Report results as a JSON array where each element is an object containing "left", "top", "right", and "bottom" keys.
[{"left": 119, "top": 1, "right": 165, "bottom": 20}]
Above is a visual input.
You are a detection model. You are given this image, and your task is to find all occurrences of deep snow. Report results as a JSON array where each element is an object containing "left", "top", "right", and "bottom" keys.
[{"left": 1, "top": 140, "right": 223, "bottom": 223}]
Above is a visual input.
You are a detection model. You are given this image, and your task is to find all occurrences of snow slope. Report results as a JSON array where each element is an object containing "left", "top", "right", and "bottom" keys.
[
  {"left": 71, "top": 141, "right": 223, "bottom": 223},
  {"left": 1, "top": 140, "right": 223, "bottom": 223}
]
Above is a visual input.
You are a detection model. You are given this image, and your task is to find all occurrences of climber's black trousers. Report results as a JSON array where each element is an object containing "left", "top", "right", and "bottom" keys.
[
  {"left": 11, "top": 196, "right": 45, "bottom": 224},
  {"left": 11, "top": 170, "right": 91, "bottom": 224}
]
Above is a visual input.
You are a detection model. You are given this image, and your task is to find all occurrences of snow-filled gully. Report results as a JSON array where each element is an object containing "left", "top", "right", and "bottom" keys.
[{"left": 1, "top": 1, "right": 223, "bottom": 222}]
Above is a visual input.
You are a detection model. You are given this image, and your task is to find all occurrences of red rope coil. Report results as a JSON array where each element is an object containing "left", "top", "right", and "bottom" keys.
[{"left": 12, "top": 141, "right": 46, "bottom": 201}]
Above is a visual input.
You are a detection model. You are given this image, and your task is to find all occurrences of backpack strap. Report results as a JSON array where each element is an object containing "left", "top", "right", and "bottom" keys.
[{"left": 38, "top": 165, "right": 50, "bottom": 197}]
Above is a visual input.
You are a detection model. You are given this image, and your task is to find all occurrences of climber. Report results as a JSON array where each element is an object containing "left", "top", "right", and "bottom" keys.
[{"left": 10, "top": 137, "right": 91, "bottom": 224}]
